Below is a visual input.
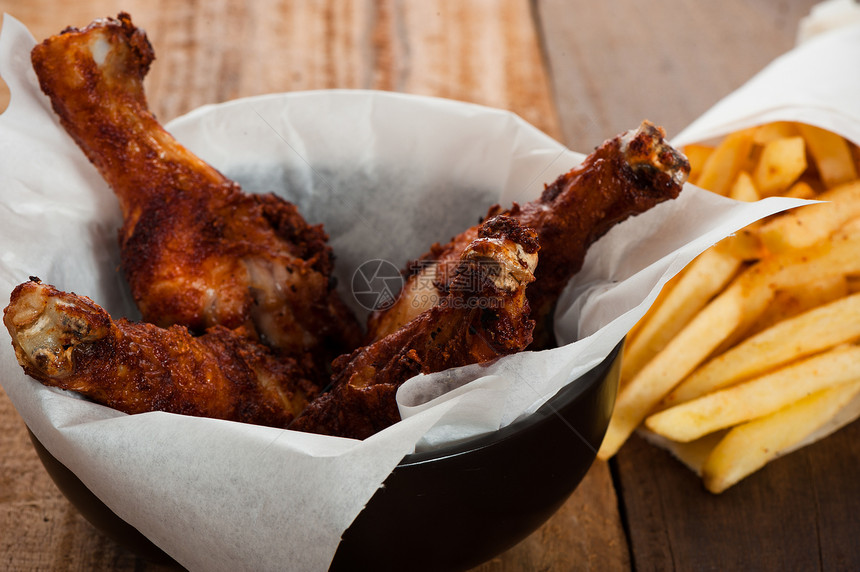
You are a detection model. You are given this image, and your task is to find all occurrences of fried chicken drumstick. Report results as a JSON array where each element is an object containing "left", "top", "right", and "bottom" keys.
[
  {"left": 291, "top": 216, "right": 539, "bottom": 439},
  {"left": 30, "top": 13, "right": 361, "bottom": 364},
  {"left": 4, "top": 279, "right": 317, "bottom": 428},
  {"left": 367, "top": 121, "right": 690, "bottom": 346}
]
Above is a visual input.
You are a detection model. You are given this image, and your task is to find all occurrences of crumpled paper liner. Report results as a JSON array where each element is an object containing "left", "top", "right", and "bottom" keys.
[
  {"left": 641, "top": 12, "right": 860, "bottom": 478},
  {"left": 0, "top": 14, "right": 806, "bottom": 572}
]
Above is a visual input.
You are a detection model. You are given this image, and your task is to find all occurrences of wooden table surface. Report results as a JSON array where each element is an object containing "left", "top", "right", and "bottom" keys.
[{"left": 2, "top": 1, "right": 858, "bottom": 570}]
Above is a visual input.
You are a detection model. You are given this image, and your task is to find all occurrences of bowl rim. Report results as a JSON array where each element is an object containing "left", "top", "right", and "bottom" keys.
[{"left": 397, "top": 340, "right": 623, "bottom": 467}]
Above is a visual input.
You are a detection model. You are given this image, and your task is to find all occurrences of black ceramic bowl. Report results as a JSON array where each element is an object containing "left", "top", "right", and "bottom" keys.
[{"left": 29, "top": 341, "right": 622, "bottom": 571}]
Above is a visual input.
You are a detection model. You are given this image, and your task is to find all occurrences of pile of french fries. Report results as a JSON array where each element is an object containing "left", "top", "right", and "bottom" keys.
[{"left": 597, "top": 121, "right": 860, "bottom": 493}]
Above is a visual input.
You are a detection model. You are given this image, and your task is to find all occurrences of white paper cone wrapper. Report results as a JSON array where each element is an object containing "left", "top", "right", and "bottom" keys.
[
  {"left": 0, "top": 14, "right": 806, "bottom": 570},
  {"left": 643, "top": 11, "right": 860, "bottom": 478}
]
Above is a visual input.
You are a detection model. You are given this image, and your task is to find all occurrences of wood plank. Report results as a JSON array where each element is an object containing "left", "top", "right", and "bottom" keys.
[
  {"left": 537, "top": 0, "right": 821, "bottom": 149},
  {"left": 806, "top": 420, "right": 860, "bottom": 570},
  {"left": 539, "top": 0, "right": 860, "bottom": 570},
  {"left": 615, "top": 424, "right": 860, "bottom": 570},
  {"left": 0, "top": 1, "right": 627, "bottom": 570},
  {"left": 1, "top": 0, "right": 561, "bottom": 135}
]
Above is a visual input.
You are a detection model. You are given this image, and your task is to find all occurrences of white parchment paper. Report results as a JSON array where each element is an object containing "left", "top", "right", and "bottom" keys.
[{"left": 0, "top": 14, "right": 807, "bottom": 571}]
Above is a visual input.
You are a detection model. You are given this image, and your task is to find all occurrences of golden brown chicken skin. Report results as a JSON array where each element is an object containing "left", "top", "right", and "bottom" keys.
[
  {"left": 367, "top": 121, "right": 690, "bottom": 347},
  {"left": 4, "top": 279, "right": 317, "bottom": 427},
  {"left": 30, "top": 14, "right": 362, "bottom": 365},
  {"left": 290, "top": 216, "right": 539, "bottom": 439}
]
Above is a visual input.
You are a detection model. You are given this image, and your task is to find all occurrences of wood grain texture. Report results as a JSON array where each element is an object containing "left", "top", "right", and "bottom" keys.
[
  {"left": 538, "top": 0, "right": 822, "bottom": 150},
  {"left": 0, "top": 1, "right": 622, "bottom": 570},
  {"left": 1, "top": 0, "right": 560, "bottom": 136},
  {"left": 614, "top": 425, "right": 860, "bottom": 571}
]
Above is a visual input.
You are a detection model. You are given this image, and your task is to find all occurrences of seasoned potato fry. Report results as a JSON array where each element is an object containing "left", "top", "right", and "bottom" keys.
[
  {"left": 625, "top": 266, "right": 691, "bottom": 349},
  {"left": 639, "top": 429, "right": 726, "bottom": 474},
  {"left": 621, "top": 248, "right": 741, "bottom": 384},
  {"left": 742, "top": 234, "right": 860, "bottom": 298},
  {"left": 714, "top": 171, "right": 764, "bottom": 260},
  {"left": 783, "top": 180, "right": 818, "bottom": 199},
  {"left": 759, "top": 180, "right": 860, "bottom": 253},
  {"left": 666, "top": 290, "right": 860, "bottom": 404},
  {"left": 647, "top": 344, "right": 860, "bottom": 442},
  {"left": 701, "top": 381, "right": 860, "bottom": 494},
  {"left": 718, "top": 234, "right": 860, "bottom": 337},
  {"left": 694, "top": 129, "right": 755, "bottom": 195},
  {"left": 835, "top": 217, "right": 860, "bottom": 240},
  {"left": 752, "top": 136, "right": 807, "bottom": 196},
  {"left": 797, "top": 123, "right": 858, "bottom": 188},
  {"left": 684, "top": 143, "right": 715, "bottom": 182},
  {"left": 728, "top": 171, "right": 759, "bottom": 202},
  {"left": 738, "top": 274, "right": 849, "bottom": 340},
  {"left": 709, "top": 276, "right": 845, "bottom": 359},
  {"left": 714, "top": 223, "right": 764, "bottom": 261},
  {"left": 752, "top": 121, "right": 798, "bottom": 145}
]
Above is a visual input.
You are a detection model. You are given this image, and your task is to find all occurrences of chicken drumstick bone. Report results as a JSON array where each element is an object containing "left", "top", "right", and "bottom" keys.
[
  {"left": 291, "top": 216, "right": 539, "bottom": 439},
  {"left": 4, "top": 279, "right": 318, "bottom": 428},
  {"left": 30, "top": 13, "right": 362, "bottom": 366},
  {"left": 367, "top": 121, "right": 690, "bottom": 347}
]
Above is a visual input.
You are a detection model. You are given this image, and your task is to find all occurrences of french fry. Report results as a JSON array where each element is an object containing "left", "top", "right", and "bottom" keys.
[
  {"left": 759, "top": 180, "right": 860, "bottom": 253},
  {"left": 646, "top": 344, "right": 860, "bottom": 442},
  {"left": 752, "top": 135, "right": 807, "bottom": 196},
  {"left": 716, "top": 234, "right": 860, "bottom": 348},
  {"left": 752, "top": 121, "right": 798, "bottom": 145},
  {"left": 684, "top": 143, "right": 715, "bottom": 182},
  {"left": 797, "top": 123, "right": 858, "bottom": 188},
  {"left": 835, "top": 215, "right": 860, "bottom": 240},
  {"left": 747, "top": 234, "right": 860, "bottom": 290},
  {"left": 625, "top": 266, "right": 689, "bottom": 351},
  {"left": 701, "top": 380, "right": 860, "bottom": 494},
  {"left": 620, "top": 248, "right": 741, "bottom": 384},
  {"left": 667, "top": 282, "right": 860, "bottom": 405},
  {"left": 714, "top": 223, "right": 765, "bottom": 261},
  {"left": 708, "top": 273, "right": 848, "bottom": 358},
  {"left": 738, "top": 274, "right": 848, "bottom": 340},
  {"left": 728, "top": 171, "right": 759, "bottom": 202},
  {"left": 837, "top": 216, "right": 860, "bottom": 240},
  {"left": 783, "top": 180, "right": 818, "bottom": 199},
  {"left": 694, "top": 129, "right": 755, "bottom": 195},
  {"left": 639, "top": 428, "right": 726, "bottom": 475},
  {"left": 600, "top": 235, "right": 860, "bottom": 459}
]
